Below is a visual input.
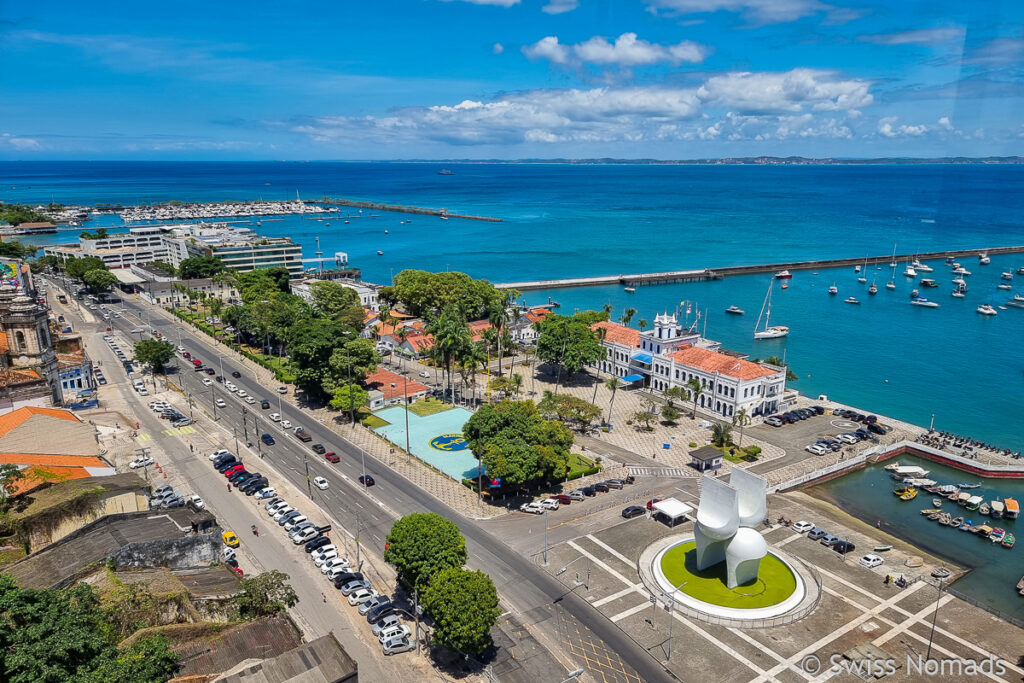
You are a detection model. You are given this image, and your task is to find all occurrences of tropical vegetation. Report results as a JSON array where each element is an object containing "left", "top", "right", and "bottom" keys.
[{"left": 462, "top": 400, "right": 575, "bottom": 485}]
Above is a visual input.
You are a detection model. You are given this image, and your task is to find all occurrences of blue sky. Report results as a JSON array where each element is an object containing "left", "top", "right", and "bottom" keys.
[{"left": 1, "top": 0, "right": 1022, "bottom": 159}]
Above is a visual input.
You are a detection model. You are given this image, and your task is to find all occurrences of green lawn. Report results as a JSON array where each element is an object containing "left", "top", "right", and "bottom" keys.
[
  {"left": 362, "top": 414, "right": 390, "bottom": 429},
  {"left": 660, "top": 541, "right": 797, "bottom": 609},
  {"left": 408, "top": 398, "right": 453, "bottom": 417},
  {"left": 567, "top": 452, "right": 595, "bottom": 477}
]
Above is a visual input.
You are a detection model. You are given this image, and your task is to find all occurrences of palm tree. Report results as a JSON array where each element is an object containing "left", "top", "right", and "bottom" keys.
[
  {"left": 686, "top": 377, "right": 704, "bottom": 419},
  {"left": 732, "top": 407, "right": 751, "bottom": 447},
  {"left": 429, "top": 311, "right": 472, "bottom": 403},
  {"left": 637, "top": 318, "right": 648, "bottom": 332},
  {"left": 488, "top": 293, "right": 511, "bottom": 377},
  {"left": 602, "top": 303, "right": 614, "bottom": 318},
  {"left": 604, "top": 377, "right": 621, "bottom": 426},
  {"left": 711, "top": 422, "right": 733, "bottom": 448},
  {"left": 591, "top": 327, "right": 607, "bottom": 404},
  {"left": 620, "top": 307, "right": 637, "bottom": 326},
  {"left": 508, "top": 372, "right": 523, "bottom": 398}
]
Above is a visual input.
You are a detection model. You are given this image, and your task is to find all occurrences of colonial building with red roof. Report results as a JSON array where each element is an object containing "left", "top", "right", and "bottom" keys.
[{"left": 591, "top": 313, "right": 786, "bottom": 420}]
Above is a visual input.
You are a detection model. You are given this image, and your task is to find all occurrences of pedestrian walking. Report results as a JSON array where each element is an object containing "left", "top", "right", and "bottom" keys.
[{"left": 322, "top": 592, "right": 327, "bottom": 603}]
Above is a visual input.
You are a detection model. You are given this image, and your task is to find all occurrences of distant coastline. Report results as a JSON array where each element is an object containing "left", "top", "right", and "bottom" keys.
[{"left": 389, "top": 156, "right": 1024, "bottom": 165}]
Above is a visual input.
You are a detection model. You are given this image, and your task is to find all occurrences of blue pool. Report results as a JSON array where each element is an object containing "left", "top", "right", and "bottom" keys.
[{"left": 372, "top": 406, "right": 482, "bottom": 480}]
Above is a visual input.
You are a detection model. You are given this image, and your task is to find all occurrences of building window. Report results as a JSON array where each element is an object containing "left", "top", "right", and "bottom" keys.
[{"left": 15, "top": 330, "right": 25, "bottom": 349}]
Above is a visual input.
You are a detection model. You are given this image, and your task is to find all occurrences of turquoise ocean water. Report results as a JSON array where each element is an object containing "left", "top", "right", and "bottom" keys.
[{"left": 4, "top": 162, "right": 1023, "bottom": 449}]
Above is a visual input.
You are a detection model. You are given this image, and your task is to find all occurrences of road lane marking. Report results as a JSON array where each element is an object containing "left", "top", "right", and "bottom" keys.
[
  {"left": 592, "top": 586, "right": 639, "bottom": 608},
  {"left": 586, "top": 534, "right": 634, "bottom": 567},
  {"left": 609, "top": 601, "right": 651, "bottom": 623}
]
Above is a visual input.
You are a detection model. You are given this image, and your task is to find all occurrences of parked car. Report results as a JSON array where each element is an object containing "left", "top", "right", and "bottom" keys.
[
  {"left": 366, "top": 602, "right": 398, "bottom": 624},
  {"left": 539, "top": 498, "right": 560, "bottom": 510},
  {"left": 188, "top": 494, "right": 205, "bottom": 509},
  {"left": 568, "top": 490, "right": 586, "bottom": 501},
  {"left": 129, "top": 455, "right": 154, "bottom": 469},
  {"left": 293, "top": 527, "right": 320, "bottom": 544},
  {"left": 359, "top": 596, "right": 390, "bottom": 616},
  {"left": 222, "top": 531, "right": 240, "bottom": 548},
  {"left": 332, "top": 572, "right": 365, "bottom": 589},
  {"left": 622, "top": 505, "right": 646, "bottom": 519},
  {"left": 805, "top": 444, "right": 828, "bottom": 456},
  {"left": 605, "top": 479, "right": 625, "bottom": 489},
  {"left": 764, "top": 416, "right": 783, "bottom": 427},
  {"left": 208, "top": 448, "right": 231, "bottom": 461},
  {"left": 859, "top": 554, "right": 884, "bottom": 568},
  {"left": 581, "top": 485, "right": 597, "bottom": 496},
  {"left": 832, "top": 540, "right": 856, "bottom": 554},
  {"left": 340, "top": 579, "right": 372, "bottom": 596},
  {"left": 807, "top": 527, "right": 828, "bottom": 540},
  {"left": 348, "top": 588, "right": 379, "bottom": 606},
  {"left": 820, "top": 534, "right": 841, "bottom": 547},
  {"left": 277, "top": 386, "right": 288, "bottom": 394},
  {"left": 519, "top": 502, "right": 544, "bottom": 514},
  {"left": 277, "top": 510, "right": 302, "bottom": 526},
  {"left": 646, "top": 497, "right": 663, "bottom": 510},
  {"left": 792, "top": 520, "right": 814, "bottom": 533},
  {"left": 553, "top": 494, "right": 572, "bottom": 505},
  {"left": 867, "top": 422, "right": 887, "bottom": 435},
  {"left": 593, "top": 482, "right": 610, "bottom": 493},
  {"left": 272, "top": 506, "right": 296, "bottom": 522},
  {"left": 372, "top": 614, "right": 403, "bottom": 637},
  {"left": 382, "top": 636, "right": 415, "bottom": 655},
  {"left": 313, "top": 549, "right": 339, "bottom": 567},
  {"left": 284, "top": 515, "right": 309, "bottom": 532},
  {"left": 305, "top": 536, "right": 331, "bottom": 553},
  {"left": 269, "top": 412, "right": 281, "bottom": 422}
]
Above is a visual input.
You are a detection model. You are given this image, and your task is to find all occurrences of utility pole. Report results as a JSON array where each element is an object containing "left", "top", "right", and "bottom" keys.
[
  {"left": 665, "top": 580, "right": 687, "bottom": 662},
  {"left": 543, "top": 521, "right": 549, "bottom": 565},
  {"left": 355, "top": 513, "right": 362, "bottom": 569},
  {"left": 304, "top": 454, "right": 312, "bottom": 497},
  {"left": 926, "top": 578, "right": 945, "bottom": 661},
  {"left": 233, "top": 427, "right": 239, "bottom": 454},
  {"left": 403, "top": 376, "right": 411, "bottom": 462}
]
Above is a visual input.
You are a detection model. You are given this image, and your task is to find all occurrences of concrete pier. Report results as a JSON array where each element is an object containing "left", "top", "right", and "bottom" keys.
[
  {"left": 310, "top": 198, "right": 502, "bottom": 222},
  {"left": 496, "top": 245, "right": 1024, "bottom": 291}
]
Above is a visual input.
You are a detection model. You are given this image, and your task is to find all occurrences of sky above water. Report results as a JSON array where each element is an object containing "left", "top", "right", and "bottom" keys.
[{"left": 1, "top": 0, "right": 1023, "bottom": 159}]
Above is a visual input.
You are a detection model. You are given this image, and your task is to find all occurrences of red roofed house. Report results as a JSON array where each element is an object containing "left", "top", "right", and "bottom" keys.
[
  {"left": 364, "top": 367, "right": 430, "bottom": 409},
  {"left": 510, "top": 307, "right": 552, "bottom": 344},
  {"left": 591, "top": 313, "right": 786, "bottom": 420}
]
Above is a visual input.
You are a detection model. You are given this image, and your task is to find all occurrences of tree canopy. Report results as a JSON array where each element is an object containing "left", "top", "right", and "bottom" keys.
[
  {"left": 379, "top": 270, "right": 511, "bottom": 319},
  {"left": 322, "top": 338, "right": 378, "bottom": 395},
  {"left": 177, "top": 256, "right": 227, "bottom": 280},
  {"left": 329, "top": 383, "right": 369, "bottom": 416},
  {"left": 83, "top": 269, "right": 118, "bottom": 293},
  {"left": 65, "top": 256, "right": 107, "bottom": 279},
  {"left": 463, "top": 401, "right": 574, "bottom": 485},
  {"left": 0, "top": 240, "right": 36, "bottom": 260},
  {"left": 537, "top": 392, "right": 602, "bottom": 431},
  {"left": 422, "top": 568, "right": 501, "bottom": 655},
  {"left": 0, "top": 204, "right": 50, "bottom": 226},
  {"left": 286, "top": 317, "right": 357, "bottom": 393},
  {"left": 309, "top": 280, "right": 362, "bottom": 319},
  {"left": 234, "top": 570, "right": 299, "bottom": 619},
  {"left": 383, "top": 513, "right": 467, "bottom": 589},
  {"left": 133, "top": 339, "right": 175, "bottom": 372},
  {"left": 535, "top": 314, "right": 606, "bottom": 375}
]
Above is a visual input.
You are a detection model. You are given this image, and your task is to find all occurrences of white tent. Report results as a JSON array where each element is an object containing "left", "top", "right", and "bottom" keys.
[{"left": 652, "top": 498, "right": 693, "bottom": 527}]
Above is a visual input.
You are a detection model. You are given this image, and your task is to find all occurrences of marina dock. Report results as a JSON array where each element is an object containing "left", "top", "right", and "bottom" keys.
[
  {"left": 310, "top": 198, "right": 502, "bottom": 223},
  {"left": 496, "top": 245, "right": 1024, "bottom": 291}
]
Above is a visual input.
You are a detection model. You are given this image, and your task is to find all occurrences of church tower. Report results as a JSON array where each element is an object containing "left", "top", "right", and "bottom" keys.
[{"left": 3, "top": 292, "right": 61, "bottom": 403}]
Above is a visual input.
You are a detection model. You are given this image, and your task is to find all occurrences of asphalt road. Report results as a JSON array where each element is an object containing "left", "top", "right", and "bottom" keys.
[{"left": 78, "top": 288, "right": 674, "bottom": 683}]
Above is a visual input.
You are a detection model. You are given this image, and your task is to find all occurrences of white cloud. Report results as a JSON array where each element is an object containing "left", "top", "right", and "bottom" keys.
[
  {"left": 861, "top": 27, "right": 964, "bottom": 46},
  {"left": 522, "top": 36, "right": 571, "bottom": 65},
  {"left": 492, "top": 43, "right": 504, "bottom": 54},
  {"left": 937, "top": 116, "right": 953, "bottom": 131},
  {"left": 438, "top": 0, "right": 520, "bottom": 6},
  {"left": 524, "top": 33, "right": 708, "bottom": 68},
  {"left": 645, "top": 0, "right": 831, "bottom": 25},
  {"left": 877, "top": 116, "right": 927, "bottom": 137},
  {"left": 1, "top": 133, "right": 41, "bottom": 150},
  {"left": 697, "top": 69, "right": 872, "bottom": 114},
  {"left": 542, "top": 0, "right": 579, "bottom": 14},
  {"left": 964, "top": 37, "right": 1024, "bottom": 65}
]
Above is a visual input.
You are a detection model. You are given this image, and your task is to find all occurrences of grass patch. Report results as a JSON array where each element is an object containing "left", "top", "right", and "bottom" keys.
[
  {"left": 408, "top": 398, "right": 453, "bottom": 417},
  {"left": 362, "top": 414, "right": 390, "bottom": 429},
  {"left": 660, "top": 541, "right": 796, "bottom": 609},
  {"left": 567, "top": 452, "right": 595, "bottom": 478}
]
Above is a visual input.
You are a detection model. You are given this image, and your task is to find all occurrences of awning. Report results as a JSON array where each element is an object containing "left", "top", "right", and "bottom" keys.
[
  {"left": 631, "top": 352, "right": 653, "bottom": 363},
  {"left": 621, "top": 374, "right": 645, "bottom": 383},
  {"left": 112, "top": 269, "right": 145, "bottom": 284},
  {"left": 652, "top": 498, "right": 693, "bottom": 522}
]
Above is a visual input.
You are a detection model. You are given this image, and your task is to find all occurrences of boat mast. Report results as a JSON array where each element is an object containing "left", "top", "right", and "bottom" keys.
[{"left": 755, "top": 279, "right": 772, "bottom": 334}]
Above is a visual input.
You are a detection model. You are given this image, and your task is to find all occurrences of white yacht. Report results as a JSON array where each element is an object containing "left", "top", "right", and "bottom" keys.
[
  {"left": 977, "top": 304, "right": 997, "bottom": 316},
  {"left": 953, "top": 266, "right": 972, "bottom": 276},
  {"left": 910, "top": 298, "right": 940, "bottom": 308},
  {"left": 1002, "top": 271, "right": 1014, "bottom": 281},
  {"left": 904, "top": 263, "right": 917, "bottom": 277},
  {"left": 828, "top": 283, "right": 838, "bottom": 295},
  {"left": 952, "top": 289, "right": 965, "bottom": 298},
  {"left": 912, "top": 259, "right": 934, "bottom": 272},
  {"left": 952, "top": 277, "right": 967, "bottom": 288},
  {"left": 997, "top": 283, "right": 1012, "bottom": 290},
  {"left": 979, "top": 253, "right": 991, "bottom": 265},
  {"left": 885, "top": 280, "right": 896, "bottom": 290},
  {"left": 753, "top": 279, "right": 789, "bottom": 340}
]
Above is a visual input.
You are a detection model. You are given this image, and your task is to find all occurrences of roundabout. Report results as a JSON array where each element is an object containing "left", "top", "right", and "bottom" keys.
[{"left": 659, "top": 540, "right": 797, "bottom": 610}]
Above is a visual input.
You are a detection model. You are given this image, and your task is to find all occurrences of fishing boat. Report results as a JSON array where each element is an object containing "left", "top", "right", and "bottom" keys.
[
  {"left": 928, "top": 512, "right": 942, "bottom": 520},
  {"left": 974, "top": 524, "right": 993, "bottom": 537},
  {"left": 960, "top": 520, "right": 974, "bottom": 532},
  {"left": 951, "top": 516, "right": 965, "bottom": 528},
  {"left": 966, "top": 495, "right": 984, "bottom": 510},
  {"left": 959, "top": 482, "right": 982, "bottom": 489},
  {"left": 873, "top": 545, "right": 892, "bottom": 552},
  {"left": 977, "top": 304, "right": 998, "bottom": 316},
  {"left": 1004, "top": 498, "right": 1019, "bottom": 519},
  {"left": 828, "top": 283, "right": 838, "bottom": 295},
  {"left": 979, "top": 503, "right": 991, "bottom": 516},
  {"left": 991, "top": 500, "right": 1005, "bottom": 518},
  {"left": 957, "top": 492, "right": 972, "bottom": 505},
  {"left": 910, "top": 297, "right": 939, "bottom": 308},
  {"left": 932, "top": 498, "right": 944, "bottom": 507},
  {"left": 901, "top": 489, "right": 918, "bottom": 501},
  {"left": 936, "top": 484, "right": 958, "bottom": 494},
  {"left": 947, "top": 491, "right": 960, "bottom": 501},
  {"left": 753, "top": 280, "right": 789, "bottom": 340},
  {"left": 932, "top": 567, "right": 953, "bottom": 579},
  {"left": 979, "top": 253, "right": 991, "bottom": 265},
  {"left": 774, "top": 270, "right": 792, "bottom": 279},
  {"left": 919, "top": 278, "right": 938, "bottom": 288},
  {"left": 938, "top": 512, "right": 953, "bottom": 525},
  {"left": 725, "top": 305, "right": 744, "bottom": 315},
  {"left": 1003, "top": 533, "right": 1015, "bottom": 548},
  {"left": 844, "top": 296, "right": 860, "bottom": 305},
  {"left": 920, "top": 508, "right": 942, "bottom": 515},
  {"left": 990, "top": 528, "right": 1006, "bottom": 543},
  {"left": 904, "top": 263, "right": 917, "bottom": 277}
]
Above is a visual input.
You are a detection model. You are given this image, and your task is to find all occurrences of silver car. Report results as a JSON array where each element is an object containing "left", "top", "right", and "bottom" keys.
[{"left": 382, "top": 636, "right": 415, "bottom": 655}]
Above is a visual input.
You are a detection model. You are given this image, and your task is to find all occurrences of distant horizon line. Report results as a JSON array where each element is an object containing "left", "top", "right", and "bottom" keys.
[{"left": 3, "top": 156, "right": 1024, "bottom": 165}]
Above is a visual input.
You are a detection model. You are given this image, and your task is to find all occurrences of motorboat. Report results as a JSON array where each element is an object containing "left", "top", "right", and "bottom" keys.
[
  {"left": 904, "top": 478, "right": 936, "bottom": 487},
  {"left": 990, "top": 528, "right": 1006, "bottom": 543},
  {"left": 624, "top": 286, "right": 636, "bottom": 293},
  {"left": 1002, "top": 533, "right": 1015, "bottom": 548},
  {"left": 910, "top": 288, "right": 920, "bottom": 298},
  {"left": 919, "top": 278, "right": 938, "bottom": 287},
  {"left": 991, "top": 500, "right": 1005, "bottom": 518},
  {"left": 913, "top": 260, "right": 934, "bottom": 272},
  {"left": 774, "top": 270, "right": 792, "bottom": 279},
  {"left": 901, "top": 488, "right": 918, "bottom": 501},
  {"left": 952, "top": 277, "right": 967, "bottom": 287},
  {"left": 1008, "top": 295, "right": 1024, "bottom": 309},
  {"left": 1017, "top": 266, "right": 1024, "bottom": 275},
  {"left": 904, "top": 264, "right": 917, "bottom": 277},
  {"left": 966, "top": 495, "right": 983, "bottom": 511},
  {"left": 959, "top": 482, "right": 982, "bottom": 489},
  {"left": 868, "top": 280, "right": 878, "bottom": 295},
  {"left": 377, "top": 250, "right": 384, "bottom": 255},
  {"left": 1002, "top": 271, "right": 1014, "bottom": 281},
  {"left": 844, "top": 296, "right": 860, "bottom": 305},
  {"left": 889, "top": 465, "right": 929, "bottom": 478},
  {"left": 753, "top": 279, "right": 789, "bottom": 340},
  {"left": 951, "top": 516, "right": 965, "bottom": 528},
  {"left": 998, "top": 283, "right": 1012, "bottom": 290},
  {"left": 854, "top": 264, "right": 861, "bottom": 273},
  {"left": 977, "top": 304, "right": 998, "bottom": 316},
  {"left": 979, "top": 253, "right": 991, "bottom": 265},
  {"left": 885, "top": 280, "right": 896, "bottom": 290},
  {"left": 828, "top": 283, "right": 838, "bottom": 295},
  {"left": 910, "top": 297, "right": 939, "bottom": 307},
  {"left": 725, "top": 305, "right": 744, "bottom": 315},
  {"left": 1004, "top": 498, "right": 1019, "bottom": 519},
  {"left": 952, "top": 290, "right": 965, "bottom": 298},
  {"left": 960, "top": 520, "right": 974, "bottom": 532},
  {"left": 857, "top": 274, "right": 868, "bottom": 284},
  {"left": 957, "top": 492, "right": 972, "bottom": 505},
  {"left": 974, "top": 524, "right": 993, "bottom": 537},
  {"left": 932, "top": 567, "right": 953, "bottom": 579},
  {"left": 980, "top": 503, "right": 991, "bottom": 516},
  {"left": 953, "top": 266, "right": 972, "bottom": 276},
  {"left": 932, "top": 498, "right": 944, "bottom": 507}
]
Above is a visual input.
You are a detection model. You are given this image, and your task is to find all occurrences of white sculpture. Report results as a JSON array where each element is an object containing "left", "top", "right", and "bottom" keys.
[{"left": 694, "top": 469, "right": 768, "bottom": 588}]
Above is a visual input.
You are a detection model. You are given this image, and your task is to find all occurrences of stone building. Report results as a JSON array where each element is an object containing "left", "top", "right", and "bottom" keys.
[{"left": 0, "top": 270, "right": 62, "bottom": 412}]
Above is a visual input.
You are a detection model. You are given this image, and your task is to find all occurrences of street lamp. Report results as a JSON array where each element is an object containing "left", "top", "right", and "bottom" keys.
[
  {"left": 559, "top": 669, "right": 585, "bottom": 683},
  {"left": 555, "top": 555, "right": 591, "bottom": 591},
  {"left": 926, "top": 577, "right": 945, "bottom": 661},
  {"left": 665, "top": 580, "right": 687, "bottom": 662}
]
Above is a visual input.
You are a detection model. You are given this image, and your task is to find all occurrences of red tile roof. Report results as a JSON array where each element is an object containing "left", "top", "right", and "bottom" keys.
[
  {"left": 365, "top": 368, "right": 429, "bottom": 401},
  {"left": 0, "top": 407, "right": 82, "bottom": 437},
  {"left": 0, "top": 453, "right": 108, "bottom": 468},
  {"left": 591, "top": 321, "right": 641, "bottom": 348},
  {"left": 524, "top": 309, "right": 552, "bottom": 323},
  {"left": 668, "top": 346, "right": 778, "bottom": 381},
  {"left": 5, "top": 466, "right": 93, "bottom": 496},
  {"left": 404, "top": 333, "right": 434, "bottom": 352}
]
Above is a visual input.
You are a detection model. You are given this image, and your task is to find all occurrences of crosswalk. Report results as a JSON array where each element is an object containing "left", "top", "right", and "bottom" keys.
[
  {"left": 136, "top": 433, "right": 152, "bottom": 442},
  {"left": 626, "top": 465, "right": 689, "bottom": 478},
  {"left": 161, "top": 426, "right": 196, "bottom": 437}
]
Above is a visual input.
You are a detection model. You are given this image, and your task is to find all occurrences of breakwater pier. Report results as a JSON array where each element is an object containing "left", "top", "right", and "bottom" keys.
[
  {"left": 310, "top": 198, "right": 502, "bottom": 223},
  {"left": 496, "top": 245, "right": 1024, "bottom": 291}
]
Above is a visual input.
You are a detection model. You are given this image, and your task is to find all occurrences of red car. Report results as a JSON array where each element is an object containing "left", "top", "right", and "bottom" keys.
[
  {"left": 646, "top": 497, "right": 663, "bottom": 510},
  {"left": 324, "top": 452, "right": 340, "bottom": 463},
  {"left": 183, "top": 352, "right": 191, "bottom": 359},
  {"left": 553, "top": 494, "right": 572, "bottom": 505},
  {"left": 224, "top": 464, "right": 244, "bottom": 477},
  {"left": 192, "top": 359, "right": 202, "bottom": 366}
]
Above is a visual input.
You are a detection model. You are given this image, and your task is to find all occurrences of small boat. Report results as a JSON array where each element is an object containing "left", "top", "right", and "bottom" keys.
[
  {"left": 979, "top": 253, "right": 991, "bottom": 265},
  {"left": 828, "top": 284, "right": 838, "bottom": 295},
  {"left": 1003, "top": 533, "right": 1015, "bottom": 548},
  {"left": 968, "top": 495, "right": 985, "bottom": 511},
  {"left": 932, "top": 567, "right": 953, "bottom": 579},
  {"left": 946, "top": 256, "right": 956, "bottom": 264},
  {"left": 998, "top": 283, "right": 1012, "bottom": 290},
  {"left": 957, "top": 492, "right": 972, "bottom": 505},
  {"left": 977, "top": 304, "right": 997, "bottom": 316},
  {"left": 919, "top": 278, "right": 938, "bottom": 287},
  {"left": 1004, "top": 498, "right": 1019, "bottom": 519},
  {"left": 991, "top": 500, "right": 1004, "bottom": 518},
  {"left": 873, "top": 545, "right": 892, "bottom": 552},
  {"left": 951, "top": 516, "right": 965, "bottom": 528},
  {"left": 904, "top": 264, "right": 917, "bottom": 277},
  {"left": 932, "top": 498, "right": 944, "bottom": 507},
  {"left": 844, "top": 296, "right": 860, "bottom": 305},
  {"left": 938, "top": 512, "right": 952, "bottom": 525},
  {"left": 979, "top": 503, "right": 991, "bottom": 516},
  {"left": 958, "top": 482, "right": 981, "bottom": 489},
  {"left": 910, "top": 297, "right": 939, "bottom": 307},
  {"left": 1018, "top": 576, "right": 1024, "bottom": 595},
  {"left": 952, "top": 290, "right": 965, "bottom": 298},
  {"left": 377, "top": 250, "right": 384, "bottom": 255},
  {"left": 725, "top": 305, "right": 744, "bottom": 315},
  {"left": 774, "top": 270, "right": 792, "bottom": 279},
  {"left": 901, "top": 489, "right": 918, "bottom": 501},
  {"left": 953, "top": 266, "right": 972, "bottom": 276},
  {"left": 910, "top": 288, "right": 920, "bottom": 298},
  {"left": 947, "top": 492, "right": 960, "bottom": 501},
  {"left": 624, "top": 286, "right": 636, "bottom": 293},
  {"left": 857, "top": 274, "right": 867, "bottom": 284},
  {"left": 854, "top": 264, "right": 861, "bottom": 273},
  {"left": 886, "top": 281, "right": 896, "bottom": 290},
  {"left": 905, "top": 556, "right": 924, "bottom": 568},
  {"left": 1018, "top": 266, "right": 1024, "bottom": 275},
  {"left": 1008, "top": 295, "right": 1024, "bottom": 309},
  {"left": 753, "top": 279, "right": 789, "bottom": 340},
  {"left": 952, "top": 277, "right": 967, "bottom": 287},
  {"left": 384, "top": 229, "right": 389, "bottom": 234},
  {"left": 936, "top": 484, "right": 958, "bottom": 494},
  {"left": 868, "top": 281, "right": 878, "bottom": 295},
  {"left": 914, "top": 260, "right": 934, "bottom": 273},
  {"left": 780, "top": 283, "right": 788, "bottom": 289},
  {"left": 990, "top": 528, "right": 1006, "bottom": 543},
  {"left": 438, "top": 169, "right": 455, "bottom": 175},
  {"left": 928, "top": 512, "right": 942, "bottom": 520},
  {"left": 960, "top": 520, "right": 973, "bottom": 532},
  {"left": 920, "top": 508, "right": 942, "bottom": 515},
  {"left": 890, "top": 465, "right": 930, "bottom": 478}
]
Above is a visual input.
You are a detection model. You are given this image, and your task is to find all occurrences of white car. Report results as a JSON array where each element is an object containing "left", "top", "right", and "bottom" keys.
[
  {"left": 137, "top": 387, "right": 149, "bottom": 396},
  {"left": 339, "top": 579, "right": 371, "bottom": 596},
  {"left": 519, "top": 502, "right": 545, "bottom": 515},
  {"left": 313, "top": 550, "right": 338, "bottom": 567},
  {"left": 418, "top": 371, "right": 430, "bottom": 378},
  {"left": 237, "top": 390, "right": 248, "bottom": 398},
  {"left": 177, "top": 346, "right": 185, "bottom": 353},
  {"left": 805, "top": 444, "right": 827, "bottom": 456},
  {"left": 283, "top": 515, "right": 308, "bottom": 531},
  {"left": 372, "top": 614, "right": 403, "bottom": 637},
  {"left": 277, "top": 386, "right": 288, "bottom": 394},
  {"left": 292, "top": 527, "right": 320, "bottom": 544},
  {"left": 273, "top": 506, "right": 295, "bottom": 522},
  {"left": 348, "top": 588, "right": 379, "bottom": 606},
  {"left": 859, "top": 554, "right": 884, "bottom": 569},
  {"left": 226, "top": 383, "right": 237, "bottom": 392},
  {"left": 244, "top": 396, "right": 256, "bottom": 404},
  {"left": 202, "top": 378, "right": 213, "bottom": 386},
  {"left": 382, "top": 636, "right": 415, "bottom": 655},
  {"left": 215, "top": 398, "right": 226, "bottom": 408},
  {"left": 129, "top": 456, "right": 154, "bottom": 469},
  {"left": 792, "top": 520, "right": 815, "bottom": 533},
  {"left": 256, "top": 487, "right": 277, "bottom": 499},
  {"left": 377, "top": 624, "right": 411, "bottom": 643},
  {"left": 321, "top": 557, "right": 350, "bottom": 575},
  {"left": 188, "top": 494, "right": 205, "bottom": 509},
  {"left": 539, "top": 498, "right": 560, "bottom": 510},
  {"left": 209, "top": 448, "right": 231, "bottom": 461},
  {"left": 266, "top": 499, "right": 288, "bottom": 513},
  {"left": 269, "top": 412, "right": 282, "bottom": 422},
  {"left": 281, "top": 419, "right": 292, "bottom": 429},
  {"left": 313, "top": 476, "right": 329, "bottom": 490},
  {"left": 838, "top": 433, "right": 859, "bottom": 444},
  {"left": 223, "top": 546, "right": 236, "bottom": 561}
]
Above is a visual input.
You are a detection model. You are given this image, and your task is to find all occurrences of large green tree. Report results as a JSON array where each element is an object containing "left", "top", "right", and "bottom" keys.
[
  {"left": 177, "top": 256, "right": 226, "bottom": 280},
  {"left": 65, "top": 256, "right": 107, "bottom": 279},
  {"left": 422, "top": 568, "right": 501, "bottom": 655},
  {"left": 535, "top": 314, "right": 606, "bottom": 376},
  {"left": 379, "top": 270, "right": 511, "bottom": 320},
  {"left": 322, "top": 338, "right": 378, "bottom": 396},
  {"left": 286, "top": 318, "right": 357, "bottom": 394},
  {"left": 309, "top": 280, "right": 360, "bottom": 319},
  {"left": 0, "top": 204, "right": 51, "bottom": 226},
  {"left": 0, "top": 240, "right": 36, "bottom": 259},
  {"left": 83, "top": 269, "right": 118, "bottom": 293},
  {"left": 383, "top": 513, "right": 467, "bottom": 590},
  {"left": 537, "top": 392, "right": 602, "bottom": 431},
  {"left": 133, "top": 339, "right": 175, "bottom": 372},
  {"left": 329, "top": 384, "right": 369, "bottom": 418},
  {"left": 86, "top": 634, "right": 178, "bottom": 683},
  {"left": 234, "top": 570, "right": 299, "bottom": 619},
  {"left": 463, "top": 401, "right": 574, "bottom": 485}
]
